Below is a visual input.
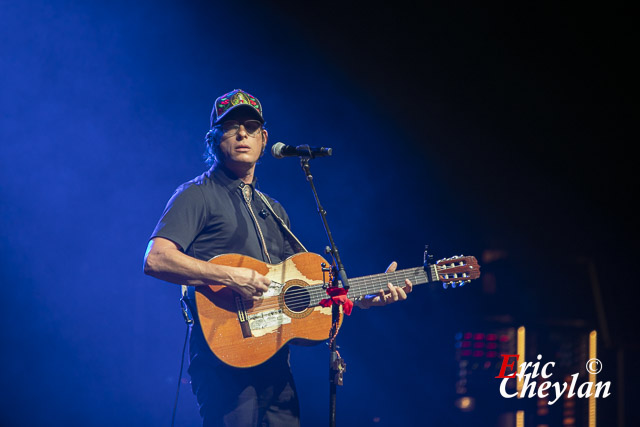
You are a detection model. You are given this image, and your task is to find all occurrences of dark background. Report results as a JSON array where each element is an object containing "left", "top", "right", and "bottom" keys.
[{"left": 1, "top": 0, "right": 635, "bottom": 425}]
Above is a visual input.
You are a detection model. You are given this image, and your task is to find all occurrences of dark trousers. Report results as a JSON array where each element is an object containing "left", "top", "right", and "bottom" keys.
[{"left": 188, "top": 345, "right": 300, "bottom": 427}]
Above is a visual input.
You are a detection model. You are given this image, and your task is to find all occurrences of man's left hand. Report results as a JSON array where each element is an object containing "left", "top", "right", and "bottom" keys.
[{"left": 357, "top": 261, "right": 413, "bottom": 309}]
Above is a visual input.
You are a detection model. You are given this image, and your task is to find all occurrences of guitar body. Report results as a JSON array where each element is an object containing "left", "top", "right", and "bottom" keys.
[{"left": 195, "top": 252, "right": 338, "bottom": 368}]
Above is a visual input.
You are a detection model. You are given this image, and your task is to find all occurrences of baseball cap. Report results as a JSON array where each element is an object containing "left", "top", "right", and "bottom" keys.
[{"left": 210, "top": 89, "right": 264, "bottom": 127}]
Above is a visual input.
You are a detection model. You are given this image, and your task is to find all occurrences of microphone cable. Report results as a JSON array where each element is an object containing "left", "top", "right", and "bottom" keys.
[{"left": 171, "top": 296, "right": 193, "bottom": 427}]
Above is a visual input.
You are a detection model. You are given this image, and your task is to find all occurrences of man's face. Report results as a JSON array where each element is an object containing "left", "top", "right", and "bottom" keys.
[{"left": 217, "top": 111, "right": 267, "bottom": 168}]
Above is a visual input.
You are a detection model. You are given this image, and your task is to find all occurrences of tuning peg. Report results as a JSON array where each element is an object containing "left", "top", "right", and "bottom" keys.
[
  {"left": 424, "top": 245, "right": 434, "bottom": 264},
  {"left": 442, "top": 283, "right": 449, "bottom": 290}
]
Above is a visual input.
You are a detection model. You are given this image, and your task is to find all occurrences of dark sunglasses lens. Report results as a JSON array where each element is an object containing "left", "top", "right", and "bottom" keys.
[
  {"left": 244, "top": 120, "right": 262, "bottom": 134},
  {"left": 222, "top": 121, "right": 239, "bottom": 133}
]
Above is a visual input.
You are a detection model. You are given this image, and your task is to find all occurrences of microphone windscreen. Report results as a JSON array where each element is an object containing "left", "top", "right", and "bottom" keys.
[{"left": 271, "top": 142, "right": 286, "bottom": 159}]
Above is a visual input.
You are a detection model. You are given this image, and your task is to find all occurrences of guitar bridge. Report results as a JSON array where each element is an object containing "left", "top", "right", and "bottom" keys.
[{"left": 235, "top": 295, "right": 252, "bottom": 338}]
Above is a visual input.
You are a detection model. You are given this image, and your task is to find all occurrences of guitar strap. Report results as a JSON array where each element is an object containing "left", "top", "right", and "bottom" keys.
[{"left": 256, "top": 190, "right": 308, "bottom": 254}]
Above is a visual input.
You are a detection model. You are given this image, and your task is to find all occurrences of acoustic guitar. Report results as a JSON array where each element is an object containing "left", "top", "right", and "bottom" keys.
[{"left": 195, "top": 252, "right": 480, "bottom": 368}]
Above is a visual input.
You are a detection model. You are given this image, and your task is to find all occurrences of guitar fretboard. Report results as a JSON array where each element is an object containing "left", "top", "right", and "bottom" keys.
[{"left": 306, "top": 265, "right": 438, "bottom": 307}]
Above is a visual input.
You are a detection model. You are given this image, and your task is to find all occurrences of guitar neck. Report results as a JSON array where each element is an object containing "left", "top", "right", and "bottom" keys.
[
  {"left": 308, "top": 265, "right": 438, "bottom": 306},
  {"left": 347, "top": 265, "right": 438, "bottom": 299}
]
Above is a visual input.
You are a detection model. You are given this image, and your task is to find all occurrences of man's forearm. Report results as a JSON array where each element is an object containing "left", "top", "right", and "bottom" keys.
[{"left": 143, "top": 240, "right": 232, "bottom": 287}]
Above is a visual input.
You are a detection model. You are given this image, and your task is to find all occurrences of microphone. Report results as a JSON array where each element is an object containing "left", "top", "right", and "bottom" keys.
[{"left": 271, "top": 142, "right": 333, "bottom": 159}]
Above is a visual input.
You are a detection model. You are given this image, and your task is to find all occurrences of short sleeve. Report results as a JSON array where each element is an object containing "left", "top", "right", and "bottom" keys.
[{"left": 150, "top": 184, "right": 207, "bottom": 252}]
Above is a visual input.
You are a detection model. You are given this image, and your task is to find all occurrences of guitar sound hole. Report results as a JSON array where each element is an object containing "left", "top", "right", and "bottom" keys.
[{"left": 283, "top": 286, "right": 311, "bottom": 313}]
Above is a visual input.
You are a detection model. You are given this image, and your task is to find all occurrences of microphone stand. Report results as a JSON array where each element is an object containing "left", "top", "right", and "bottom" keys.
[{"left": 299, "top": 156, "right": 348, "bottom": 427}]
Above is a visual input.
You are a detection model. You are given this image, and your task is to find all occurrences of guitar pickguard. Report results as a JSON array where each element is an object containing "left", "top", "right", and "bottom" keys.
[{"left": 247, "top": 308, "right": 292, "bottom": 336}]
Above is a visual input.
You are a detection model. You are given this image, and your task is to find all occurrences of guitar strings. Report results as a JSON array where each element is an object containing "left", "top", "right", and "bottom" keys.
[
  {"left": 243, "top": 268, "right": 425, "bottom": 311},
  {"left": 238, "top": 259, "right": 473, "bottom": 313},
  {"left": 242, "top": 268, "right": 420, "bottom": 309},
  {"left": 241, "top": 268, "right": 427, "bottom": 313},
  {"left": 246, "top": 261, "right": 470, "bottom": 312}
]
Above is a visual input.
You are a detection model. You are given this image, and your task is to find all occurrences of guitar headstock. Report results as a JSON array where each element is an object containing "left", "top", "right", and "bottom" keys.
[{"left": 432, "top": 255, "right": 481, "bottom": 289}]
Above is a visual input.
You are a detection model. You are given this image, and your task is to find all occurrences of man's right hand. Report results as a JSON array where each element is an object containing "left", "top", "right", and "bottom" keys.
[{"left": 224, "top": 267, "right": 271, "bottom": 300}]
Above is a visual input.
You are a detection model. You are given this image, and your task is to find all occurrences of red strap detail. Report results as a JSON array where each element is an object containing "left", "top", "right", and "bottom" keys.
[{"left": 319, "top": 287, "right": 353, "bottom": 316}]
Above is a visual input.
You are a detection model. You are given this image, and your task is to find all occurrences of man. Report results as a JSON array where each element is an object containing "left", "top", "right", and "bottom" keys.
[{"left": 143, "top": 89, "right": 412, "bottom": 426}]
